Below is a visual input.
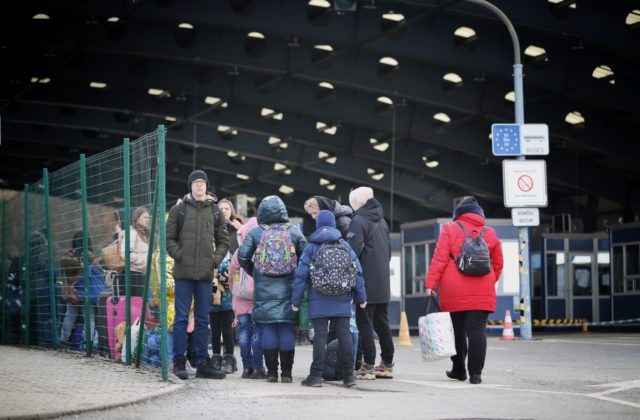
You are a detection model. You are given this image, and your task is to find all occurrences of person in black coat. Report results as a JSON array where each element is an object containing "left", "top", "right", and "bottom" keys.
[
  {"left": 347, "top": 187, "right": 395, "bottom": 380},
  {"left": 304, "top": 196, "right": 353, "bottom": 240}
]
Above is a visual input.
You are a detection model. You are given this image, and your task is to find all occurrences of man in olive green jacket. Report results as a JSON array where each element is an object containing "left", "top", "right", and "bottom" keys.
[{"left": 166, "top": 169, "right": 229, "bottom": 380}]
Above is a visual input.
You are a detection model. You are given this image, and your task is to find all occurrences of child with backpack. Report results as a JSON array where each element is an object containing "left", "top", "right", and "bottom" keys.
[
  {"left": 228, "top": 217, "right": 268, "bottom": 379},
  {"left": 291, "top": 210, "right": 367, "bottom": 388},
  {"left": 237, "top": 195, "right": 307, "bottom": 383}
]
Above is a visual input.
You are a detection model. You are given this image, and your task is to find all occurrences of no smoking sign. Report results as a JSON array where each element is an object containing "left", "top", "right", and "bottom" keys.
[{"left": 502, "top": 160, "right": 547, "bottom": 207}]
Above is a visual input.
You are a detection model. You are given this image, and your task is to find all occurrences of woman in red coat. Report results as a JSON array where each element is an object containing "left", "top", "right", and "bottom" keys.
[{"left": 425, "top": 196, "right": 503, "bottom": 385}]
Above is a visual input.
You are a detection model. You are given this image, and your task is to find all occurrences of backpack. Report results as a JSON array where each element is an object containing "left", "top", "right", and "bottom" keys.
[
  {"left": 310, "top": 240, "right": 357, "bottom": 296},
  {"left": 252, "top": 224, "right": 297, "bottom": 276},
  {"left": 453, "top": 221, "right": 491, "bottom": 276}
]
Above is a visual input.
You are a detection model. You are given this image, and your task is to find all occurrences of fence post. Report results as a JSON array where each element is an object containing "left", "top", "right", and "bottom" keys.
[
  {"left": 157, "top": 125, "right": 169, "bottom": 382},
  {"left": 23, "top": 185, "right": 30, "bottom": 345},
  {"left": 80, "top": 155, "right": 92, "bottom": 356},
  {"left": 123, "top": 138, "right": 132, "bottom": 365},
  {"left": 43, "top": 169, "right": 59, "bottom": 348},
  {"left": 1, "top": 199, "right": 7, "bottom": 344}
]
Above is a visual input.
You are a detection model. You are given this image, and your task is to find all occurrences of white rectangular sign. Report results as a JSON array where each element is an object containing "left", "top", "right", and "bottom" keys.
[
  {"left": 503, "top": 160, "right": 548, "bottom": 207},
  {"left": 511, "top": 208, "right": 540, "bottom": 226},
  {"left": 520, "top": 124, "right": 549, "bottom": 155}
]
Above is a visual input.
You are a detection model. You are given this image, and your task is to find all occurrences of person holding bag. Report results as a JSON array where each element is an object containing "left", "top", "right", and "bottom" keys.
[{"left": 424, "top": 196, "right": 503, "bottom": 385}]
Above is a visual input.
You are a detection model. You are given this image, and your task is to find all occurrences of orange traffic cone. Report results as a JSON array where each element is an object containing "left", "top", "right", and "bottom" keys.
[
  {"left": 500, "top": 309, "right": 515, "bottom": 341},
  {"left": 397, "top": 311, "right": 412, "bottom": 346}
]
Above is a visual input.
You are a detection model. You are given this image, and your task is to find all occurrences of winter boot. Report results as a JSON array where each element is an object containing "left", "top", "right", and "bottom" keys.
[
  {"left": 196, "top": 358, "right": 226, "bottom": 379},
  {"left": 241, "top": 368, "right": 253, "bottom": 379},
  {"left": 222, "top": 354, "right": 237, "bottom": 374},
  {"left": 250, "top": 367, "right": 268, "bottom": 380},
  {"left": 173, "top": 356, "right": 188, "bottom": 380},
  {"left": 279, "top": 349, "right": 295, "bottom": 383},
  {"left": 301, "top": 375, "right": 323, "bottom": 387},
  {"left": 374, "top": 361, "right": 394, "bottom": 379},
  {"left": 264, "top": 350, "right": 279, "bottom": 383}
]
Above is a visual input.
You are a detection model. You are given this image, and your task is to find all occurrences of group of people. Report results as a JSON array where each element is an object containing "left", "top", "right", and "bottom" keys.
[
  {"left": 166, "top": 170, "right": 397, "bottom": 386},
  {"left": 168, "top": 169, "right": 504, "bottom": 387},
  {"left": 58, "top": 205, "right": 154, "bottom": 347}
]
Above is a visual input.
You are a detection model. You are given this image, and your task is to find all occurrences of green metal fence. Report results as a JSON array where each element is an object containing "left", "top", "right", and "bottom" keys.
[{"left": 0, "top": 125, "right": 170, "bottom": 381}]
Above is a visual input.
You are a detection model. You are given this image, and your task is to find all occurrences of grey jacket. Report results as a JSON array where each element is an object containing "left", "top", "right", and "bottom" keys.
[{"left": 166, "top": 193, "right": 229, "bottom": 281}]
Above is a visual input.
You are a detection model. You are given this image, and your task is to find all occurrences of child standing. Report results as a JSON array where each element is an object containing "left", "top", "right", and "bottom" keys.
[
  {"left": 228, "top": 217, "right": 267, "bottom": 379},
  {"left": 291, "top": 210, "right": 367, "bottom": 388},
  {"left": 209, "top": 253, "right": 236, "bottom": 373},
  {"left": 238, "top": 195, "right": 307, "bottom": 383}
]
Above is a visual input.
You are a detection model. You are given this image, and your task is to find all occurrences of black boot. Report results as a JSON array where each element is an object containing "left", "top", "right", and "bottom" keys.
[
  {"left": 173, "top": 356, "right": 188, "bottom": 380},
  {"left": 280, "top": 350, "right": 295, "bottom": 384},
  {"left": 196, "top": 358, "right": 226, "bottom": 379},
  {"left": 264, "top": 350, "right": 279, "bottom": 383}
]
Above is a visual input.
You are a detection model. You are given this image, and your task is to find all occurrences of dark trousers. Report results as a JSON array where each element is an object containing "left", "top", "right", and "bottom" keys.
[
  {"left": 310, "top": 317, "right": 352, "bottom": 379},
  {"left": 450, "top": 310, "right": 490, "bottom": 376},
  {"left": 209, "top": 310, "right": 235, "bottom": 355},
  {"left": 355, "top": 303, "right": 395, "bottom": 367}
]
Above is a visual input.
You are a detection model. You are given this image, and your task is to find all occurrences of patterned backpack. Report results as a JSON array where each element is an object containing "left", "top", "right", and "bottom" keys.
[
  {"left": 252, "top": 224, "right": 298, "bottom": 276},
  {"left": 310, "top": 241, "right": 356, "bottom": 296}
]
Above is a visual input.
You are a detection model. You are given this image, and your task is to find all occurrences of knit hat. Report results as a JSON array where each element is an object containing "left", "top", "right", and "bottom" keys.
[
  {"left": 187, "top": 170, "right": 208, "bottom": 193},
  {"left": 316, "top": 210, "right": 336, "bottom": 229},
  {"left": 453, "top": 196, "right": 485, "bottom": 220},
  {"left": 349, "top": 187, "right": 374, "bottom": 211}
]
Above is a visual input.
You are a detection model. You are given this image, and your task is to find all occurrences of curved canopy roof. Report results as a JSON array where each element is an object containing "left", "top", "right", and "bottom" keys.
[{"left": 1, "top": 0, "right": 639, "bottom": 232}]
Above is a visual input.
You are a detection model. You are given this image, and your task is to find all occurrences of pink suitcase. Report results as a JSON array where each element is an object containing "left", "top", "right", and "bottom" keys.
[{"left": 106, "top": 296, "right": 143, "bottom": 359}]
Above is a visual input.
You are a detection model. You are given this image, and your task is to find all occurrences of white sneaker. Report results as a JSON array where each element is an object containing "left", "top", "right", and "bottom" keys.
[{"left": 186, "top": 359, "right": 197, "bottom": 376}]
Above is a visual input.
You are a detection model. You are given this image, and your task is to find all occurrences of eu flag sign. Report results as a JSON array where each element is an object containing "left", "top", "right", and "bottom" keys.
[{"left": 492, "top": 124, "right": 521, "bottom": 156}]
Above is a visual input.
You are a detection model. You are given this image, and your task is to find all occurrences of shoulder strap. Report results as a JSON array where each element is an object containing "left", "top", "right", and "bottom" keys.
[
  {"left": 455, "top": 221, "right": 471, "bottom": 238},
  {"left": 177, "top": 201, "right": 186, "bottom": 234},
  {"left": 177, "top": 201, "right": 217, "bottom": 234},
  {"left": 478, "top": 226, "right": 487, "bottom": 239}
]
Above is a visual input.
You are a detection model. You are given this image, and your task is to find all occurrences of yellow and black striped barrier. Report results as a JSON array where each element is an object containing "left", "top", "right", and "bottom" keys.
[{"left": 487, "top": 318, "right": 587, "bottom": 326}]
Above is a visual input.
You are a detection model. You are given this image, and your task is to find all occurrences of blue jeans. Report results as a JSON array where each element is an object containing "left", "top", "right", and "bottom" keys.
[
  {"left": 237, "top": 314, "right": 264, "bottom": 370},
  {"left": 261, "top": 323, "right": 295, "bottom": 351},
  {"left": 173, "top": 279, "right": 212, "bottom": 366},
  {"left": 60, "top": 303, "right": 95, "bottom": 343}
]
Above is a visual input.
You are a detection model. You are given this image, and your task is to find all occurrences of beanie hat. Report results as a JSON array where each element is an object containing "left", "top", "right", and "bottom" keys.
[
  {"left": 349, "top": 187, "right": 374, "bottom": 212},
  {"left": 187, "top": 170, "right": 208, "bottom": 193},
  {"left": 453, "top": 196, "right": 485, "bottom": 220},
  {"left": 316, "top": 210, "right": 336, "bottom": 229}
]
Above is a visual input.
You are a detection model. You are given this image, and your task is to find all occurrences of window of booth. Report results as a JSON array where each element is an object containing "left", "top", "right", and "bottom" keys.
[
  {"left": 613, "top": 246, "right": 623, "bottom": 293},
  {"left": 546, "top": 252, "right": 565, "bottom": 297},
  {"left": 571, "top": 255, "right": 592, "bottom": 296},
  {"left": 403, "top": 242, "right": 433, "bottom": 295},
  {"left": 597, "top": 252, "right": 610, "bottom": 295},
  {"left": 531, "top": 252, "right": 542, "bottom": 297},
  {"left": 612, "top": 244, "right": 640, "bottom": 294}
]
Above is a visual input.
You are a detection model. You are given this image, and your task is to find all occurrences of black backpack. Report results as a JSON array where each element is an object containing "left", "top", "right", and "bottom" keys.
[
  {"left": 453, "top": 222, "right": 491, "bottom": 276},
  {"left": 310, "top": 241, "right": 357, "bottom": 296},
  {"left": 176, "top": 200, "right": 219, "bottom": 234}
]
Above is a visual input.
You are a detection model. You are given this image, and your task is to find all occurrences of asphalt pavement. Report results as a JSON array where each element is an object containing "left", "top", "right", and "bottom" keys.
[{"left": 2, "top": 331, "right": 640, "bottom": 420}]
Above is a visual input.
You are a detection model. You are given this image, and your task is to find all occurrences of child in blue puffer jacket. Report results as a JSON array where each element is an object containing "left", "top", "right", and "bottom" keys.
[{"left": 292, "top": 210, "right": 367, "bottom": 388}]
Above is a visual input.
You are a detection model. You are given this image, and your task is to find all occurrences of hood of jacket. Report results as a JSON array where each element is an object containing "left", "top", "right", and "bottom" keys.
[
  {"left": 257, "top": 195, "right": 289, "bottom": 224},
  {"left": 237, "top": 216, "right": 258, "bottom": 245},
  {"left": 456, "top": 212, "right": 485, "bottom": 227},
  {"left": 180, "top": 192, "right": 217, "bottom": 206},
  {"left": 309, "top": 226, "right": 342, "bottom": 243},
  {"left": 353, "top": 197, "right": 384, "bottom": 222}
]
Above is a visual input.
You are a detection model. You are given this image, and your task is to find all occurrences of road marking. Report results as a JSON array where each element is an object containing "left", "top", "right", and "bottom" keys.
[
  {"left": 396, "top": 379, "right": 640, "bottom": 410},
  {"left": 542, "top": 339, "right": 640, "bottom": 347}
]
